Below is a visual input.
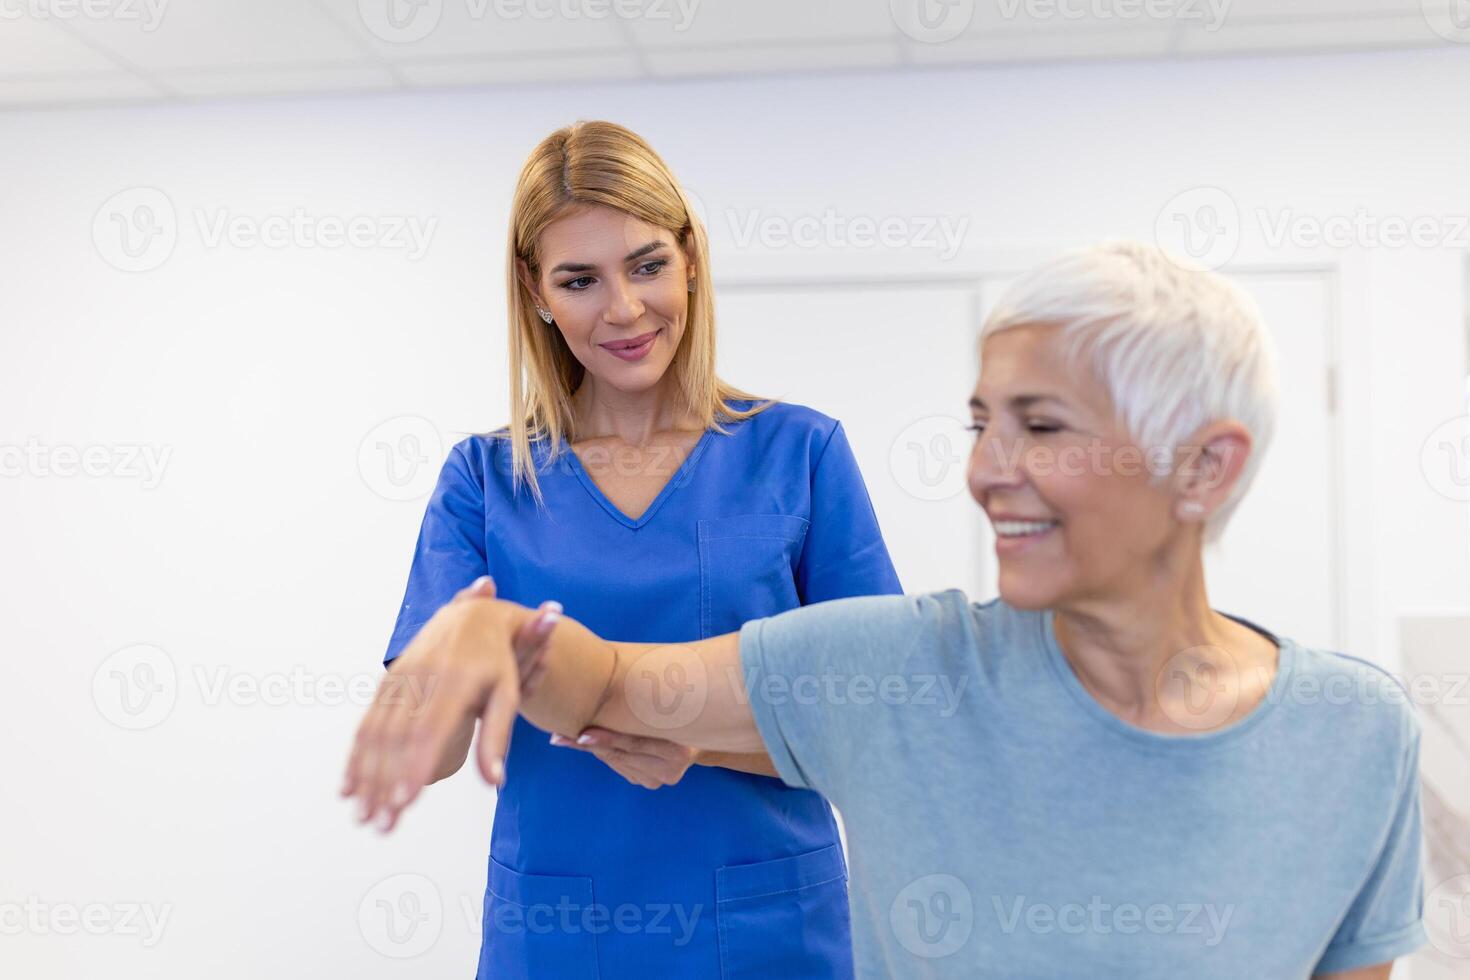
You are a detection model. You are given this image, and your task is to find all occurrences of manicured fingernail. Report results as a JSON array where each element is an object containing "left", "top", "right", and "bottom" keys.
[
  {"left": 472, "top": 575, "right": 492, "bottom": 589},
  {"left": 357, "top": 797, "right": 371, "bottom": 822},
  {"left": 489, "top": 757, "right": 505, "bottom": 784},
  {"left": 538, "top": 602, "right": 562, "bottom": 630},
  {"left": 390, "top": 784, "right": 410, "bottom": 807},
  {"left": 576, "top": 733, "right": 594, "bottom": 746},
  {"left": 377, "top": 810, "right": 393, "bottom": 832},
  {"left": 549, "top": 733, "right": 568, "bottom": 746}
]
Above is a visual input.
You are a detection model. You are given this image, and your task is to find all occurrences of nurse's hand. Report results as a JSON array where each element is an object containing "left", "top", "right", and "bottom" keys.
[
  {"left": 341, "top": 576, "right": 558, "bottom": 833},
  {"left": 548, "top": 728, "right": 700, "bottom": 790}
]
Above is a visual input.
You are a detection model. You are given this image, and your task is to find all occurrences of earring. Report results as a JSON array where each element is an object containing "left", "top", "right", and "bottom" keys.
[
  {"left": 1180, "top": 500, "right": 1205, "bottom": 518},
  {"left": 535, "top": 306, "right": 553, "bottom": 324}
]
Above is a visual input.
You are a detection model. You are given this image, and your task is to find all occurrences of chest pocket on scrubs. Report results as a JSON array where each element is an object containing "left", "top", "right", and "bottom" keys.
[
  {"left": 716, "top": 843, "right": 852, "bottom": 979},
  {"left": 697, "top": 514, "right": 810, "bottom": 639},
  {"left": 480, "top": 856, "right": 600, "bottom": 980}
]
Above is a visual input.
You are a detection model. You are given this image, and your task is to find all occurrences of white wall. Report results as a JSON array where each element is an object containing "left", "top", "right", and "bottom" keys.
[{"left": 3, "top": 47, "right": 1467, "bottom": 977}]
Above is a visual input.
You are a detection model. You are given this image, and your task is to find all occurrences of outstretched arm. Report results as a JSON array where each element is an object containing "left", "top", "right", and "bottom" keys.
[{"left": 341, "top": 578, "right": 760, "bottom": 833}]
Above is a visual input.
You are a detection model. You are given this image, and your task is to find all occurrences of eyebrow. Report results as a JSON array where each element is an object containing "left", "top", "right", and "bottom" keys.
[
  {"left": 549, "top": 240, "right": 669, "bottom": 276},
  {"left": 968, "top": 394, "right": 1068, "bottom": 411}
]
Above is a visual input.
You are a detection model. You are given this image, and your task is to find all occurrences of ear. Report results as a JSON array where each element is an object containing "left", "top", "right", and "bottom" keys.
[
  {"left": 1172, "top": 421, "right": 1253, "bottom": 518},
  {"left": 515, "top": 257, "right": 545, "bottom": 311},
  {"left": 680, "top": 229, "right": 697, "bottom": 291}
]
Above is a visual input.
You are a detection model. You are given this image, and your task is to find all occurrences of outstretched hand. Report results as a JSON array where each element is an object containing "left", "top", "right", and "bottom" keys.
[{"left": 340, "top": 576, "right": 560, "bottom": 833}]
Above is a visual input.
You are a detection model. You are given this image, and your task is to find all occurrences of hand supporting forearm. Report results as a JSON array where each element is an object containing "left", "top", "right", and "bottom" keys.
[
  {"left": 696, "top": 751, "right": 780, "bottom": 778},
  {"left": 515, "top": 603, "right": 766, "bottom": 755}
]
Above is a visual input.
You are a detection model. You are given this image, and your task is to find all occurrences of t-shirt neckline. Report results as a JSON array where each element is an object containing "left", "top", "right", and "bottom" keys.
[{"left": 1037, "top": 605, "right": 1299, "bottom": 752}]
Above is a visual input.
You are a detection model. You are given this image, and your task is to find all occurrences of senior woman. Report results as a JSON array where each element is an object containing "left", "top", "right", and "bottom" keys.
[
  {"left": 369, "top": 120, "right": 902, "bottom": 979},
  {"left": 346, "top": 242, "right": 1426, "bottom": 978}
]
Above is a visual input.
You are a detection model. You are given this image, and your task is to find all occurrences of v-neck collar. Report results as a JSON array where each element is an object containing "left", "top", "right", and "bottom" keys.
[{"left": 559, "top": 428, "right": 717, "bottom": 529}]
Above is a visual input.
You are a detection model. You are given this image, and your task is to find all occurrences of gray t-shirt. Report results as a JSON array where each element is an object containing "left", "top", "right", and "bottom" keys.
[{"left": 738, "top": 589, "right": 1427, "bottom": 978}]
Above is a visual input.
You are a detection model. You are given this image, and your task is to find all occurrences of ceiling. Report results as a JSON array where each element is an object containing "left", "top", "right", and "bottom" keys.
[{"left": 2, "top": 0, "right": 1468, "bottom": 110}]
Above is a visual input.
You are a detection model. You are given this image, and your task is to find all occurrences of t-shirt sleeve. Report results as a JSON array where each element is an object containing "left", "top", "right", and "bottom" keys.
[
  {"left": 1313, "top": 720, "right": 1428, "bottom": 974},
  {"left": 381, "top": 440, "right": 489, "bottom": 668},
  {"left": 737, "top": 590, "right": 970, "bottom": 806},
  {"left": 796, "top": 421, "right": 904, "bottom": 603}
]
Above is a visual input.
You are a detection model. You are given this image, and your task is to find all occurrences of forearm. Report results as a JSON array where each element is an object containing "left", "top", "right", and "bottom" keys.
[{"left": 509, "top": 601, "right": 765, "bottom": 754}]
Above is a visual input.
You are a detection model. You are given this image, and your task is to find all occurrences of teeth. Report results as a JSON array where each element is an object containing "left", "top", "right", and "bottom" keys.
[{"left": 994, "top": 520, "right": 1057, "bottom": 537}]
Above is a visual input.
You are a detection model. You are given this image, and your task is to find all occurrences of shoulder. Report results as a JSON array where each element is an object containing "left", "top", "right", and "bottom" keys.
[
  {"left": 1281, "top": 641, "right": 1422, "bottom": 774},
  {"left": 721, "top": 398, "right": 848, "bottom": 463}
]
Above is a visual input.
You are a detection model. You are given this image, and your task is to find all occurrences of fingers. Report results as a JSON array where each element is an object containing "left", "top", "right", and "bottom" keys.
[
  {"left": 511, "top": 601, "right": 561, "bottom": 692},
  {"left": 453, "top": 575, "right": 497, "bottom": 604},
  {"left": 476, "top": 677, "right": 520, "bottom": 787}
]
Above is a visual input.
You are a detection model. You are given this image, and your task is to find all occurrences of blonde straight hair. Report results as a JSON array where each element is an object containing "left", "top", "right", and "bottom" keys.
[{"left": 504, "top": 120, "right": 771, "bottom": 502}]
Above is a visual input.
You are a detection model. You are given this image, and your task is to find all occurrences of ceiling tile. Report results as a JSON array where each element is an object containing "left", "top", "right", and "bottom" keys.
[
  {"left": 906, "top": 24, "right": 1175, "bottom": 64},
  {"left": 397, "top": 51, "right": 642, "bottom": 85},
  {"left": 56, "top": 0, "right": 364, "bottom": 72},
  {"left": 1176, "top": 12, "right": 1456, "bottom": 53},
  {"left": 157, "top": 63, "right": 401, "bottom": 98},
  {"left": 317, "top": 0, "right": 628, "bottom": 61},
  {"left": 625, "top": 0, "right": 895, "bottom": 49},
  {"left": 0, "top": 72, "right": 160, "bottom": 106},
  {"left": 643, "top": 39, "right": 900, "bottom": 76},
  {"left": 0, "top": 16, "right": 124, "bottom": 73}
]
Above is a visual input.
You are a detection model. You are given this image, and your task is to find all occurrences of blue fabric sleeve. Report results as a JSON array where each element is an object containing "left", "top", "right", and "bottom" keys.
[
  {"left": 382, "top": 439, "right": 489, "bottom": 668},
  {"left": 1313, "top": 722, "right": 1428, "bottom": 974},
  {"left": 797, "top": 421, "right": 904, "bottom": 603},
  {"left": 738, "top": 591, "right": 969, "bottom": 803}
]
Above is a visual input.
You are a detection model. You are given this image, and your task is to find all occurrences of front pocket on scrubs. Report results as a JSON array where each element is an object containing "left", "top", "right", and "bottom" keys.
[
  {"left": 715, "top": 843, "right": 853, "bottom": 980},
  {"left": 481, "top": 857, "right": 600, "bottom": 980},
  {"left": 697, "top": 514, "right": 811, "bottom": 638}
]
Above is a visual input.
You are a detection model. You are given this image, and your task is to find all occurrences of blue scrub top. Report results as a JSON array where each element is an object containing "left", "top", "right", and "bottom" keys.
[{"left": 383, "top": 399, "right": 904, "bottom": 979}]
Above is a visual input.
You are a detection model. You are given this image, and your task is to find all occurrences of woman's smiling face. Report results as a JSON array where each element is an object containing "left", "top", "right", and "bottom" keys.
[
  {"left": 520, "top": 204, "right": 693, "bottom": 396},
  {"left": 966, "top": 323, "right": 1186, "bottom": 610}
]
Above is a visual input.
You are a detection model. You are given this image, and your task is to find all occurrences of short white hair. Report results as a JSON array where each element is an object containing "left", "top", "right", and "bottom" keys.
[{"left": 979, "top": 240, "right": 1279, "bottom": 545}]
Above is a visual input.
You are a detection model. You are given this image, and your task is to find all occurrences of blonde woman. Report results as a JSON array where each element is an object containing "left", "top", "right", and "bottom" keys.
[
  {"left": 349, "top": 242, "right": 1425, "bottom": 978},
  {"left": 371, "top": 121, "right": 901, "bottom": 978}
]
